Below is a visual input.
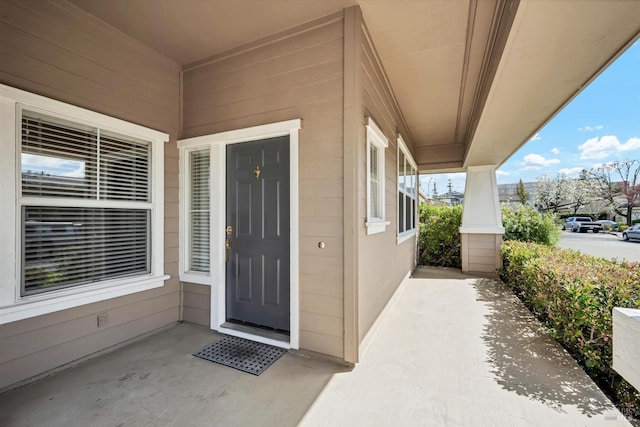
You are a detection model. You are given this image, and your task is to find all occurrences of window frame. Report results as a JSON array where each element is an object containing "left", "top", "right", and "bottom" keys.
[
  {"left": 365, "top": 117, "right": 390, "bottom": 235},
  {"left": 397, "top": 135, "right": 418, "bottom": 244},
  {"left": 0, "top": 84, "right": 169, "bottom": 325},
  {"left": 179, "top": 147, "right": 212, "bottom": 285}
]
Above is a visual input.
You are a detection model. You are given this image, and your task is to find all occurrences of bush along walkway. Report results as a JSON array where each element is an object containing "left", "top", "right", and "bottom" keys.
[{"left": 501, "top": 240, "right": 640, "bottom": 419}]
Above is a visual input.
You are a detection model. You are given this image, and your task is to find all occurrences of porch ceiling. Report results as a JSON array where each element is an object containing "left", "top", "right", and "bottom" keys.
[{"left": 69, "top": 0, "right": 640, "bottom": 172}]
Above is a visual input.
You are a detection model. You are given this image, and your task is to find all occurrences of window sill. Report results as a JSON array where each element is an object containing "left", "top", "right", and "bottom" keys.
[
  {"left": 0, "top": 274, "right": 169, "bottom": 325},
  {"left": 366, "top": 220, "right": 390, "bottom": 235},
  {"left": 397, "top": 229, "right": 417, "bottom": 244},
  {"left": 179, "top": 271, "right": 211, "bottom": 286}
]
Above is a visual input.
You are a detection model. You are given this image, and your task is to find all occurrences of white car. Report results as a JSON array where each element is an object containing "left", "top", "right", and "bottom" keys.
[{"left": 622, "top": 224, "right": 640, "bottom": 241}]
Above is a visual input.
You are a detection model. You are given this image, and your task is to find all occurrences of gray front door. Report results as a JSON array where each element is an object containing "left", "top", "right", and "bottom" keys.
[{"left": 226, "top": 137, "right": 290, "bottom": 332}]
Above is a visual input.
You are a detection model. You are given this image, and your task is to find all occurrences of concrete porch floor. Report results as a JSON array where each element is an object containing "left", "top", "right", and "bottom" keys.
[{"left": 0, "top": 267, "right": 631, "bottom": 426}]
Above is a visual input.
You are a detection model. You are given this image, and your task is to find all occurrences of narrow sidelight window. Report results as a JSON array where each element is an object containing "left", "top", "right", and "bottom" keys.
[{"left": 188, "top": 149, "right": 210, "bottom": 273}]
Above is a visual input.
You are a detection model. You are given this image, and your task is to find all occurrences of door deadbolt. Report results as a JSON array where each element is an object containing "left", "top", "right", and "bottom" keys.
[{"left": 226, "top": 225, "right": 233, "bottom": 235}]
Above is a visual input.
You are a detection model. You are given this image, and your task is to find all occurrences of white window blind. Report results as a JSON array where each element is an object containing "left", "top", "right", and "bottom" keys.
[
  {"left": 21, "top": 112, "right": 150, "bottom": 201},
  {"left": 369, "top": 144, "right": 381, "bottom": 219},
  {"left": 20, "top": 110, "right": 151, "bottom": 295},
  {"left": 188, "top": 149, "right": 210, "bottom": 273},
  {"left": 23, "top": 207, "right": 149, "bottom": 295}
]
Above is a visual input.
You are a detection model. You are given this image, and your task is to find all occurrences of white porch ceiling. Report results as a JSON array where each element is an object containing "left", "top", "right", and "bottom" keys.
[{"left": 69, "top": 0, "right": 640, "bottom": 172}]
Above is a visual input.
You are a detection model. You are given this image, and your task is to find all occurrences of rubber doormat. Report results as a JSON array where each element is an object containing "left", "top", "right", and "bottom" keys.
[{"left": 193, "top": 335, "right": 287, "bottom": 375}]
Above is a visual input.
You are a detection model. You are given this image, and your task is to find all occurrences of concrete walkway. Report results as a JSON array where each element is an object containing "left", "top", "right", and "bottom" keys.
[
  {"left": 299, "top": 267, "right": 630, "bottom": 426},
  {"left": 0, "top": 268, "right": 631, "bottom": 426}
]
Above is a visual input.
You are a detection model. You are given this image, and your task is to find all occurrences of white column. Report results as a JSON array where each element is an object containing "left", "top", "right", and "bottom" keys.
[{"left": 459, "top": 166, "right": 504, "bottom": 273}]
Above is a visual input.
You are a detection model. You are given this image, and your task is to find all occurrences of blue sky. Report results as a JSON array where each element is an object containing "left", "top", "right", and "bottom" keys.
[{"left": 422, "top": 38, "right": 640, "bottom": 195}]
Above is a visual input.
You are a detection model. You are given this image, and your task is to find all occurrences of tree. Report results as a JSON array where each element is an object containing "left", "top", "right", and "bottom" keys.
[
  {"left": 587, "top": 160, "right": 640, "bottom": 226},
  {"left": 516, "top": 179, "right": 529, "bottom": 204},
  {"left": 568, "top": 178, "right": 591, "bottom": 215},
  {"left": 534, "top": 173, "right": 572, "bottom": 212}
]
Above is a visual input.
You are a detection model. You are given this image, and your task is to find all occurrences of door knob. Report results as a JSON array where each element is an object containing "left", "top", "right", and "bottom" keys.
[{"left": 225, "top": 239, "right": 232, "bottom": 249}]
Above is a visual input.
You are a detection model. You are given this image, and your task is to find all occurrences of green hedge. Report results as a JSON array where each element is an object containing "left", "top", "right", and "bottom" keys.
[
  {"left": 418, "top": 204, "right": 462, "bottom": 268},
  {"left": 501, "top": 205, "right": 560, "bottom": 246},
  {"left": 501, "top": 240, "right": 640, "bottom": 412},
  {"left": 418, "top": 204, "right": 559, "bottom": 268}
]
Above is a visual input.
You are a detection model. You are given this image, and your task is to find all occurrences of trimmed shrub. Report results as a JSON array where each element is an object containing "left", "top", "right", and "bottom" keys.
[
  {"left": 501, "top": 205, "right": 560, "bottom": 246},
  {"left": 418, "top": 204, "right": 560, "bottom": 267},
  {"left": 501, "top": 240, "right": 640, "bottom": 413},
  {"left": 418, "top": 204, "right": 462, "bottom": 268}
]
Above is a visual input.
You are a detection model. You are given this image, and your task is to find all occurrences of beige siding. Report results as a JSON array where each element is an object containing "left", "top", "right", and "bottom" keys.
[
  {"left": 0, "top": 0, "right": 180, "bottom": 390},
  {"left": 182, "top": 14, "right": 345, "bottom": 359},
  {"left": 461, "top": 234, "right": 502, "bottom": 273},
  {"left": 182, "top": 283, "right": 211, "bottom": 327},
  {"left": 357, "top": 23, "right": 418, "bottom": 341}
]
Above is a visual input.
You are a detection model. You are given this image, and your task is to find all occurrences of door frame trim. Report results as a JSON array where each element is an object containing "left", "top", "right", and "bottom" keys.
[{"left": 178, "top": 119, "right": 301, "bottom": 350}]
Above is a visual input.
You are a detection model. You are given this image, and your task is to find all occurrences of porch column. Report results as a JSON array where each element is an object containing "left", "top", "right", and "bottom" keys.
[{"left": 459, "top": 166, "right": 504, "bottom": 273}]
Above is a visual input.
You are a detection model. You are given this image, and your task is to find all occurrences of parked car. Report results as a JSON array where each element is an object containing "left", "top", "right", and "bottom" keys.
[
  {"left": 622, "top": 224, "right": 640, "bottom": 241},
  {"left": 595, "top": 220, "right": 620, "bottom": 231},
  {"left": 562, "top": 216, "right": 602, "bottom": 233}
]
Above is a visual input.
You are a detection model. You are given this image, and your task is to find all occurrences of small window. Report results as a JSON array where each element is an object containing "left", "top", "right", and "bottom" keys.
[
  {"left": 187, "top": 149, "right": 210, "bottom": 273},
  {"left": 398, "top": 135, "right": 418, "bottom": 242},
  {"left": 366, "top": 118, "right": 389, "bottom": 235}
]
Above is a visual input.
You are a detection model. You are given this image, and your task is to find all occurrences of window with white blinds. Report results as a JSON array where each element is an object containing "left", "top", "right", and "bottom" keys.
[
  {"left": 20, "top": 110, "right": 152, "bottom": 296},
  {"left": 188, "top": 149, "right": 210, "bottom": 273}
]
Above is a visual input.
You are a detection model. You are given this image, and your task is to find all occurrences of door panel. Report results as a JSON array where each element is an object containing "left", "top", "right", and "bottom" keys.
[{"left": 226, "top": 136, "right": 290, "bottom": 332}]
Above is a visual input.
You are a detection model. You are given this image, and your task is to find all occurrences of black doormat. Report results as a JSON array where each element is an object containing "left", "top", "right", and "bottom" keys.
[{"left": 193, "top": 336, "right": 287, "bottom": 375}]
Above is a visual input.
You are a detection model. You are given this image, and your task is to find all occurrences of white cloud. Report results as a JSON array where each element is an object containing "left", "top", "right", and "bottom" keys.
[
  {"left": 496, "top": 170, "right": 510, "bottom": 176},
  {"left": 62, "top": 163, "right": 86, "bottom": 178},
  {"left": 521, "top": 153, "right": 561, "bottom": 170},
  {"left": 558, "top": 167, "right": 585, "bottom": 177},
  {"left": 578, "top": 125, "right": 605, "bottom": 132},
  {"left": 551, "top": 147, "right": 560, "bottom": 155},
  {"left": 529, "top": 133, "right": 541, "bottom": 141},
  {"left": 21, "top": 153, "right": 86, "bottom": 178},
  {"left": 578, "top": 135, "right": 640, "bottom": 160}
]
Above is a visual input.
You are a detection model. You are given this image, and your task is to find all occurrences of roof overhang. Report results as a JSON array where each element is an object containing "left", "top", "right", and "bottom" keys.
[
  {"left": 464, "top": 0, "right": 640, "bottom": 169},
  {"left": 68, "top": 0, "right": 640, "bottom": 172}
]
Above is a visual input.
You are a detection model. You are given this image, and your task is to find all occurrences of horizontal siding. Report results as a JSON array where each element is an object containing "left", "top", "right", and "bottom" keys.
[
  {"left": 182, "top": 283, "right": 211, "bottom": 327},
  {"left": 464, "top": 234, "right": 501, "bottom": 273},
  {"left": 182, "top": 16, "right": 345, "bottom": 358},
  {"left": 0, "top": 293, "right": 177, "bottom": 364},
  {"left": 300, "top": 330, "right": 344, "bottom": 357},
  {"left": 1, "top": 308, "right": 178, "bottom": 390},
  {"left": 0, "top": 0, "right": 180, "bottom": 389},
  {"left": 0, "top": 1, "right": 179, "bottom": 134},
  {"left": 357, "top": 24, "right": 418, "bottom": 342}
]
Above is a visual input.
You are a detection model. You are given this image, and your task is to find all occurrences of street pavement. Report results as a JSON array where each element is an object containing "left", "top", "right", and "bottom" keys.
[{"left": 557, "top": 230, "right": 640, "bottom": 263}]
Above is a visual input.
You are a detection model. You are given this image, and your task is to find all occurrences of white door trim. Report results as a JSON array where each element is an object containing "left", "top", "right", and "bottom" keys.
[{"left": 178, "top": 119, "right": 301, "bottom": 350}]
